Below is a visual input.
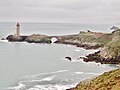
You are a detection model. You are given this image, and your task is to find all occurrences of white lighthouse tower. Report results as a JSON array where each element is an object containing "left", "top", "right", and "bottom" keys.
[{"left": 15, "top": 22, "right": 20, "bottom": 37}]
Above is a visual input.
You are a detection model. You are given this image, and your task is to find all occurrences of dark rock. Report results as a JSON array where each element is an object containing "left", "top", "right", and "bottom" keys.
[
  {"left": 65, "top": 56, "right": 72, "bottom": 61},
  {"left": 1, "top": 38, "right": 5, "bottom": 40},
  {"left": 66, "top": 88, "right": 75, "bottom": 90},
  {"left": 6, "top": 35, "right": 28, "bottom": 42},
  {"left": 83, "top": 51, "right": 120, "bottom": 64},
  {"left": 111, "top": 26, "right": 119, "bottom": 31},
  {"left": 78, "top": 56, "right": 84, "bottom": 59}
]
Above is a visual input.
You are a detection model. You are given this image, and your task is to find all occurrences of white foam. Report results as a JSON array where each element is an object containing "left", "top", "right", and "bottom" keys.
[
  {"left": 0, "top": 40, "right": 8, "bottom": 43},
  {"left": 7, "top": 81, "right": 25, "bottom": 90},
  {"left": 51, "top": 37, "right": 58, "bottom": 44},
  {"left": 75, "top": 72, "right": 84, "bottom": 74},
  {"left": 27, "top": 84, "right": 75, "bottom": 90},
  {"left": 86, "top": 72, "right": 99, "bottom": 75},
  {"left": 31, "top": 75, "right": 56, "bottom": 82},
  {"left": 23, "top": 70, "right": 68, "bottom": 79},
  {"left": 75, "top": 71, "right": 99, "bottom": 75},
  {"left": 75, "top": 49, "right": 81, "bottom": 52},
  {"left": 41, "top": 75, "right": 55, "bottom": 81}
]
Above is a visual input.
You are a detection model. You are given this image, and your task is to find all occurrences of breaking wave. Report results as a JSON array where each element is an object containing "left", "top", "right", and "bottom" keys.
[{"left": 7, "top": 69, "right": 101, "bottom": 90}]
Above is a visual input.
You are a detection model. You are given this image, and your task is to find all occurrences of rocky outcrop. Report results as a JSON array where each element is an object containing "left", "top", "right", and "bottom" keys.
[
  {"left": 1, "top": 38, "right": 5, "bottom": 40},
  {"left": 81, "top": 29, "right": 120, "bottom": 64},
  {"left": 83, "top": 51, "right": 120, "bottom": 64},
  {"left": 25, "top": 34, "right": 52, "bottom": 43},
  {"left": 6, "top": 35, "right": 28, "bottom": 42},
  {"left": 6, "top": 34, "right": 52, "bottom": 44},
  {"left": 65, "top": 56, "right": 72, "bottom": 61}
]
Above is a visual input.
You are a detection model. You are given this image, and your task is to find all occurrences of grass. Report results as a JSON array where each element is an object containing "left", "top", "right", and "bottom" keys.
[
  {"left": 75, "top": 69, "right": 120, "bottom": 90},
  {"left": 100, "top": 35, "right": 120, "bottom": 58},
  {"left": 60, "top": 31, "right": 112, "bottom": 46}
]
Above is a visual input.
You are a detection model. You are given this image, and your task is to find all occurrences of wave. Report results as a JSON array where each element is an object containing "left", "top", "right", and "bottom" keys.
[
  {"left": 75, "top": 72, "right": 99, "bottom": 75},
  {"left": 29, "top": 75, "right": 56, "bottom": 82},
  {"left": 86, "top": 72, "right": 99, "bottom": 75},
  {"left": 27, "top": 84, "right": 75, "bottom": 90},
  {"left": 7, "top": 75, "right": 56, "bottom": 90},
  {"left": 7, "top": 70, "right": 79, "bottom": 90},
  {"left": 7, "top": 81, "right": 25, "bottom": 90},
  {"left": 7, "top": 70, "right": 100, "bottom": 90},
  {"left": 7, "top": 77, "right": 75, "bottom": 90},
  {"left": 75, "top": 72, "right": 84, "bottom": 74},
  {"left": 23, "top": 70, "right": 68, "bottom": 79},
  {"left": 40, "top": 75, "right": 56, "bottom": 81}
]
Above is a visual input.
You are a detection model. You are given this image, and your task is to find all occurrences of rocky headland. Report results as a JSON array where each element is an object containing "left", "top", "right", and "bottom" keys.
[{"left": 6, "top": 29, "right": 120, "bottom": 64}]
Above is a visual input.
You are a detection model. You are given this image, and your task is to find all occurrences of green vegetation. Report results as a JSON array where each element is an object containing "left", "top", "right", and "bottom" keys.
[
  {"left": 60, "top": 29, "right": 120, "bottom": 59},
  {"left": 105, "top": 39, "right": 120, "bottom": 57},
  {"left": 25, "top": 34, "right": 51, "bottom": 43},
  {"left": 74, "top": 69, "right": 120, "bottom": 90},
  {"left": 100, "top": 30, "right": 120, "bottom": 58},
  {"left": 58, "top": 31, "right": 112, "bottom": 47}
]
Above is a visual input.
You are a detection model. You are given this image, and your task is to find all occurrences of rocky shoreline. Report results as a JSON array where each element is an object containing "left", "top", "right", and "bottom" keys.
[
  {"left": 55, "top": 40, "right": 103, "bottom": 50},
  {"left": 5, "top": 29, "right": 120, "bottom": 65},
  {"left": 83, "top": 51, "right": 120, "bottom": 64},
  {"left": 6, "top": 34, "right": 103, "bottom": 50}
]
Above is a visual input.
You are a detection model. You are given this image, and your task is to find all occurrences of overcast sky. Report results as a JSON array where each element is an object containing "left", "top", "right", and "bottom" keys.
[{"left": 0, "top": 0, "right": 120, "bottom": 23}]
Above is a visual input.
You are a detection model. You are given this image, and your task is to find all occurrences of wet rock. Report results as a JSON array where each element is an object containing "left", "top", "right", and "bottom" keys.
[
  {"left": 65, "top": 56, "right": 72, "bottom": 61},
  {"left": 1, "top": 38, "right": 5, "bottom": 40}
]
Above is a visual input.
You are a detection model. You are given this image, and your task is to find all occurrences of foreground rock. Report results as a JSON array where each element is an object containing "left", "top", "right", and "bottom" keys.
[{"left": 68, "top": 69, "right": 120, "bottom": 90}]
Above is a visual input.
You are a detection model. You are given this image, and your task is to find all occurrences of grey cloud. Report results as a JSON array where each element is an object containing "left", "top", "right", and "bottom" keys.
[{"left": 0, "top": 0, "right": 120, "bottom": 23}]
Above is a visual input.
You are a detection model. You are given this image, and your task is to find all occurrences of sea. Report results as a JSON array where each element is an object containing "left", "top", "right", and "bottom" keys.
[{"left": 0, "top": 22, "right": 119, "bottom": 90}]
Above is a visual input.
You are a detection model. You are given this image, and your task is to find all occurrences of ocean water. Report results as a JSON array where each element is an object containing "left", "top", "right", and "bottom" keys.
[{"left": 0, "top": 22, "right": 118, "bottom": 90}]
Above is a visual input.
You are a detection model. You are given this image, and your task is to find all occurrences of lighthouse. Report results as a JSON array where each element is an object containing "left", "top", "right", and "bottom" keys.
[{"left": 15, "top": 22, "right": 20, "bottom": 37}]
